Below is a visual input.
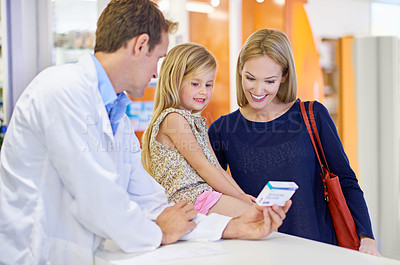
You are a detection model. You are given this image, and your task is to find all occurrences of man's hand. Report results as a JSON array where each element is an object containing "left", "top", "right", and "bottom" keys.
[
  {"left": 156, "top": 200, "right": 198, "bottom": 245},
  {"left": 222, "top": 200, "right": 292, "bottom": 239}
]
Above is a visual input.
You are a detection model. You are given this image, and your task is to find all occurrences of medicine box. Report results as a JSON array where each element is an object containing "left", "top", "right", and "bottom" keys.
[{"left": 256, "top": 181, "right": 298, "bottom": 206}]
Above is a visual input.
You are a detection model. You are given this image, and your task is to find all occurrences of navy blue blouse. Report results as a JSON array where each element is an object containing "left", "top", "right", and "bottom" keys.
[{"left": 208, "top": 100, "right": 374, "bottom": 244}]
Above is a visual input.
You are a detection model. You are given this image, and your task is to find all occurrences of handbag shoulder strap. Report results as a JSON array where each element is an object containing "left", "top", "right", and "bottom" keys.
[
  {"left": 300, "top": 101, "right": 324, "bottom": 172},
  {"left": 300, "top": 101, "right": 330, "bottom": 202},
  {"left": 300, "top": 101, "right": 330, "bottom": 203},
  {"left": 306, "top": 101, "right": 330, "bottom": 172}
]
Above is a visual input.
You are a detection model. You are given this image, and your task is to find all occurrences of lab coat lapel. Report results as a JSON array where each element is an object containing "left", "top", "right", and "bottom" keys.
[{"left": 78, "top": 53, "right": 116, "bottom": 152}]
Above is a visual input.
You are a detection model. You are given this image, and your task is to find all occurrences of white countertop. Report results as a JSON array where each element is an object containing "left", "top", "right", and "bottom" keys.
[{"left": 95, "top": 232, "right": 400, "bottom": 265}]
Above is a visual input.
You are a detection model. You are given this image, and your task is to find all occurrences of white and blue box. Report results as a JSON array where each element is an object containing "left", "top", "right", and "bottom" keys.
[{"left": 256, "top": 181, "right": 298, "bottom": 206}]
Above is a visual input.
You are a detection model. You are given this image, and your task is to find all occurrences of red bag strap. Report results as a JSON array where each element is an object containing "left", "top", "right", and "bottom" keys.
[
  {"left": 300, "top": 101, "right": 330, "bottom": 202},
  {"left": 300, "top": 101, "right": 324, "bottom": 172},
  {"left": 307, "top": 102, "right": 330, "bottom": 172}
]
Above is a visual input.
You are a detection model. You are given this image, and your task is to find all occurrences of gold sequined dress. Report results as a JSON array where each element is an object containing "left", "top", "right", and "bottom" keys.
[{"left": 149, "top": 108, "right": 218, "bottom": 203}]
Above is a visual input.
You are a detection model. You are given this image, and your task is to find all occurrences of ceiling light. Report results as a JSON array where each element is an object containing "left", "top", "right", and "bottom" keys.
[
  {"left": 273, "top": 0, "right": 285, "bottom": 5},
  {"left": 211, "top": 0, "right": 220, "bottom": 7},
  {"left": 186, "top": 1, "right": 215, "bottom": 13},
  {"left": 158, "top": 0, "right": 170, "bottom": 12}
]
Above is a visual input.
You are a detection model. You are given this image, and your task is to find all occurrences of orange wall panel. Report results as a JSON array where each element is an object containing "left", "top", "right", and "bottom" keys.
[
  {"left": 242, "top": 0, "right": 323, "bottom": 102},
  {"left": 285, "top": 0, "right": 324, "bottom": 101},
  {"left": 242, "top": 0, "right": 284, "bottom": 43},
  {"left": 189, "top": 1, "right": 230, "bottom": 127},
  {"left": 336, "top": 36, "right": 359, "bottom": 178}
]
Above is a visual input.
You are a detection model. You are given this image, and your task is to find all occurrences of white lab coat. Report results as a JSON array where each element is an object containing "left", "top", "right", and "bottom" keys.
[{"left": 0, "top": 53, "right": 230, "bottom": 265}]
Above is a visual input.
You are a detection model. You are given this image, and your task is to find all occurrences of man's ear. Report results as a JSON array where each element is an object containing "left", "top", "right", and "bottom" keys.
[{"left": 131, "top": 33, "right": 150, "bottom": 56}]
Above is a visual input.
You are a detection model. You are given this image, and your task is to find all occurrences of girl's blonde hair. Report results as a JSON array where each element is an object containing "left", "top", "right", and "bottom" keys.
[
  {"left": 236, "top": 29, "right": 297, "bottom": 106},
  {"left": 142, "top": 43, "right": 217, "bottom": 174}
]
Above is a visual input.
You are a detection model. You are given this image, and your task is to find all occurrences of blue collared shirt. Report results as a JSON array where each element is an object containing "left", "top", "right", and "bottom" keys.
[{"left": 91, "top": 54, "right": 132, "bottom": 135}]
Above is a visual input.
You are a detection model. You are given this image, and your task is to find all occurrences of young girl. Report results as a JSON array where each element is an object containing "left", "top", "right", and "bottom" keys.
[
  {"left": 142, "top": 43, "right": 254, "bottom": 217},
  {"left": 208, "top": 28, "right": 379, "bottom": 255}
]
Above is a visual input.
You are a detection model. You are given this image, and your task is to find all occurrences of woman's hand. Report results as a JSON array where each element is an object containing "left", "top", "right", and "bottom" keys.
[{"left": 359, "top": 235, "right": 380, "bottom": 256}]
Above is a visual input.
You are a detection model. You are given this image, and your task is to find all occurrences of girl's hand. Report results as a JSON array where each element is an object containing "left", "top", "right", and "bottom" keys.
[
  {"left": 240, "top": 194, "right": 256, "bottom": 204},
  {"left": 359, "top": 235, "right": 380, "bottom": 256}
]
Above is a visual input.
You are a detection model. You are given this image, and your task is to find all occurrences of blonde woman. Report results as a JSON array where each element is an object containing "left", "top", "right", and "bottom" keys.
[
  {"left": 208, "top": 28, "right": 379, "bottom": 255},
  {"left": 142, "top": 43, "right": 255, "bottom": 217}
]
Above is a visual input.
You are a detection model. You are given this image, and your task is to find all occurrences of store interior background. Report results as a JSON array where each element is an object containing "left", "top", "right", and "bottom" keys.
[{"left": 0, "top": 0, "right": 399, "bottom": 260}]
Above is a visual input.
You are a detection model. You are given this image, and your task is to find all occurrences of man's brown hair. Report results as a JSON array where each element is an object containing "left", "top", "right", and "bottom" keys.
[{"left": 95, "top": 0, "right": 177, "bottom": 53}]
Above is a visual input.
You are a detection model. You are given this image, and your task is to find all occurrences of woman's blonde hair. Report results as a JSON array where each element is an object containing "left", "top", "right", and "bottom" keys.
[
  {"left": 236, "top": 28, "right": 297, "bottom": 106},
  {"left": 142, "top": 43, "right": 217, "bottom": 174}
]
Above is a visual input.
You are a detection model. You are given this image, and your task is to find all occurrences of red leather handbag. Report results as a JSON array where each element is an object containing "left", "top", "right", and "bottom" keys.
[{"left": 300, "top": 101, "right": 360, "bottom": 250}]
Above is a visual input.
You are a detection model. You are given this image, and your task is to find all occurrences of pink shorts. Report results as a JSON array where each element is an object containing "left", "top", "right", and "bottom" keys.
[{"left": 193, "top": 190, "right": 222, "bottom": 215}]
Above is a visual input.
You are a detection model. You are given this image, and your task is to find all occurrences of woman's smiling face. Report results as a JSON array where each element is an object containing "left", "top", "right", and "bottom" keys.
[{"left": 241, "top": 55, "right": 286, "bottom": 110}]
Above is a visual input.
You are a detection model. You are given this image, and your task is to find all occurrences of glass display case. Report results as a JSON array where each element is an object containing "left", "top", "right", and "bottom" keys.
[
  {"left": 0, "top": 1, "right": 3, "bottom": 116},
  {"left": 0, "top": 1, "right": 6, "bottom": 147},
  {"left": 52, "top": 0, "right": 99, "bottom": 65},
  {"left": 318, "top": 38, "right": 339, "bottom": 127}
]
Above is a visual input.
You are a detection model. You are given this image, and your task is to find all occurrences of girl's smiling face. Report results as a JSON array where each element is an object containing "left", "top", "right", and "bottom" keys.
[
  {"left": 241, "top": 55, "right": 286, "bottom": 110},
  {"left": 177, "top": 69, "right": 216, "bottom": 113}
]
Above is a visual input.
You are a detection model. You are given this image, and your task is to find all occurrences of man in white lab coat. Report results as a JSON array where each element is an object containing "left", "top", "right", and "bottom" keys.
[{"left": 0, "top": 0, "right": 291, "bottom": 264}]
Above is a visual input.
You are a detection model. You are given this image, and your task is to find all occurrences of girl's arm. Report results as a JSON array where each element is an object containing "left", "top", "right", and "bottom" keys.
[
  {"left": 159, "top": 113, "right": 250, "bottom": 203},
  {"left": 206, "top": 135, "right": 255, "bottom": 199}
]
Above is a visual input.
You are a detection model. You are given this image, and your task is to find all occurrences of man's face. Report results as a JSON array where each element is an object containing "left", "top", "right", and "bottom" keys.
[{"left": 126, "top": 32, "right": 169, "bottom": 98}]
